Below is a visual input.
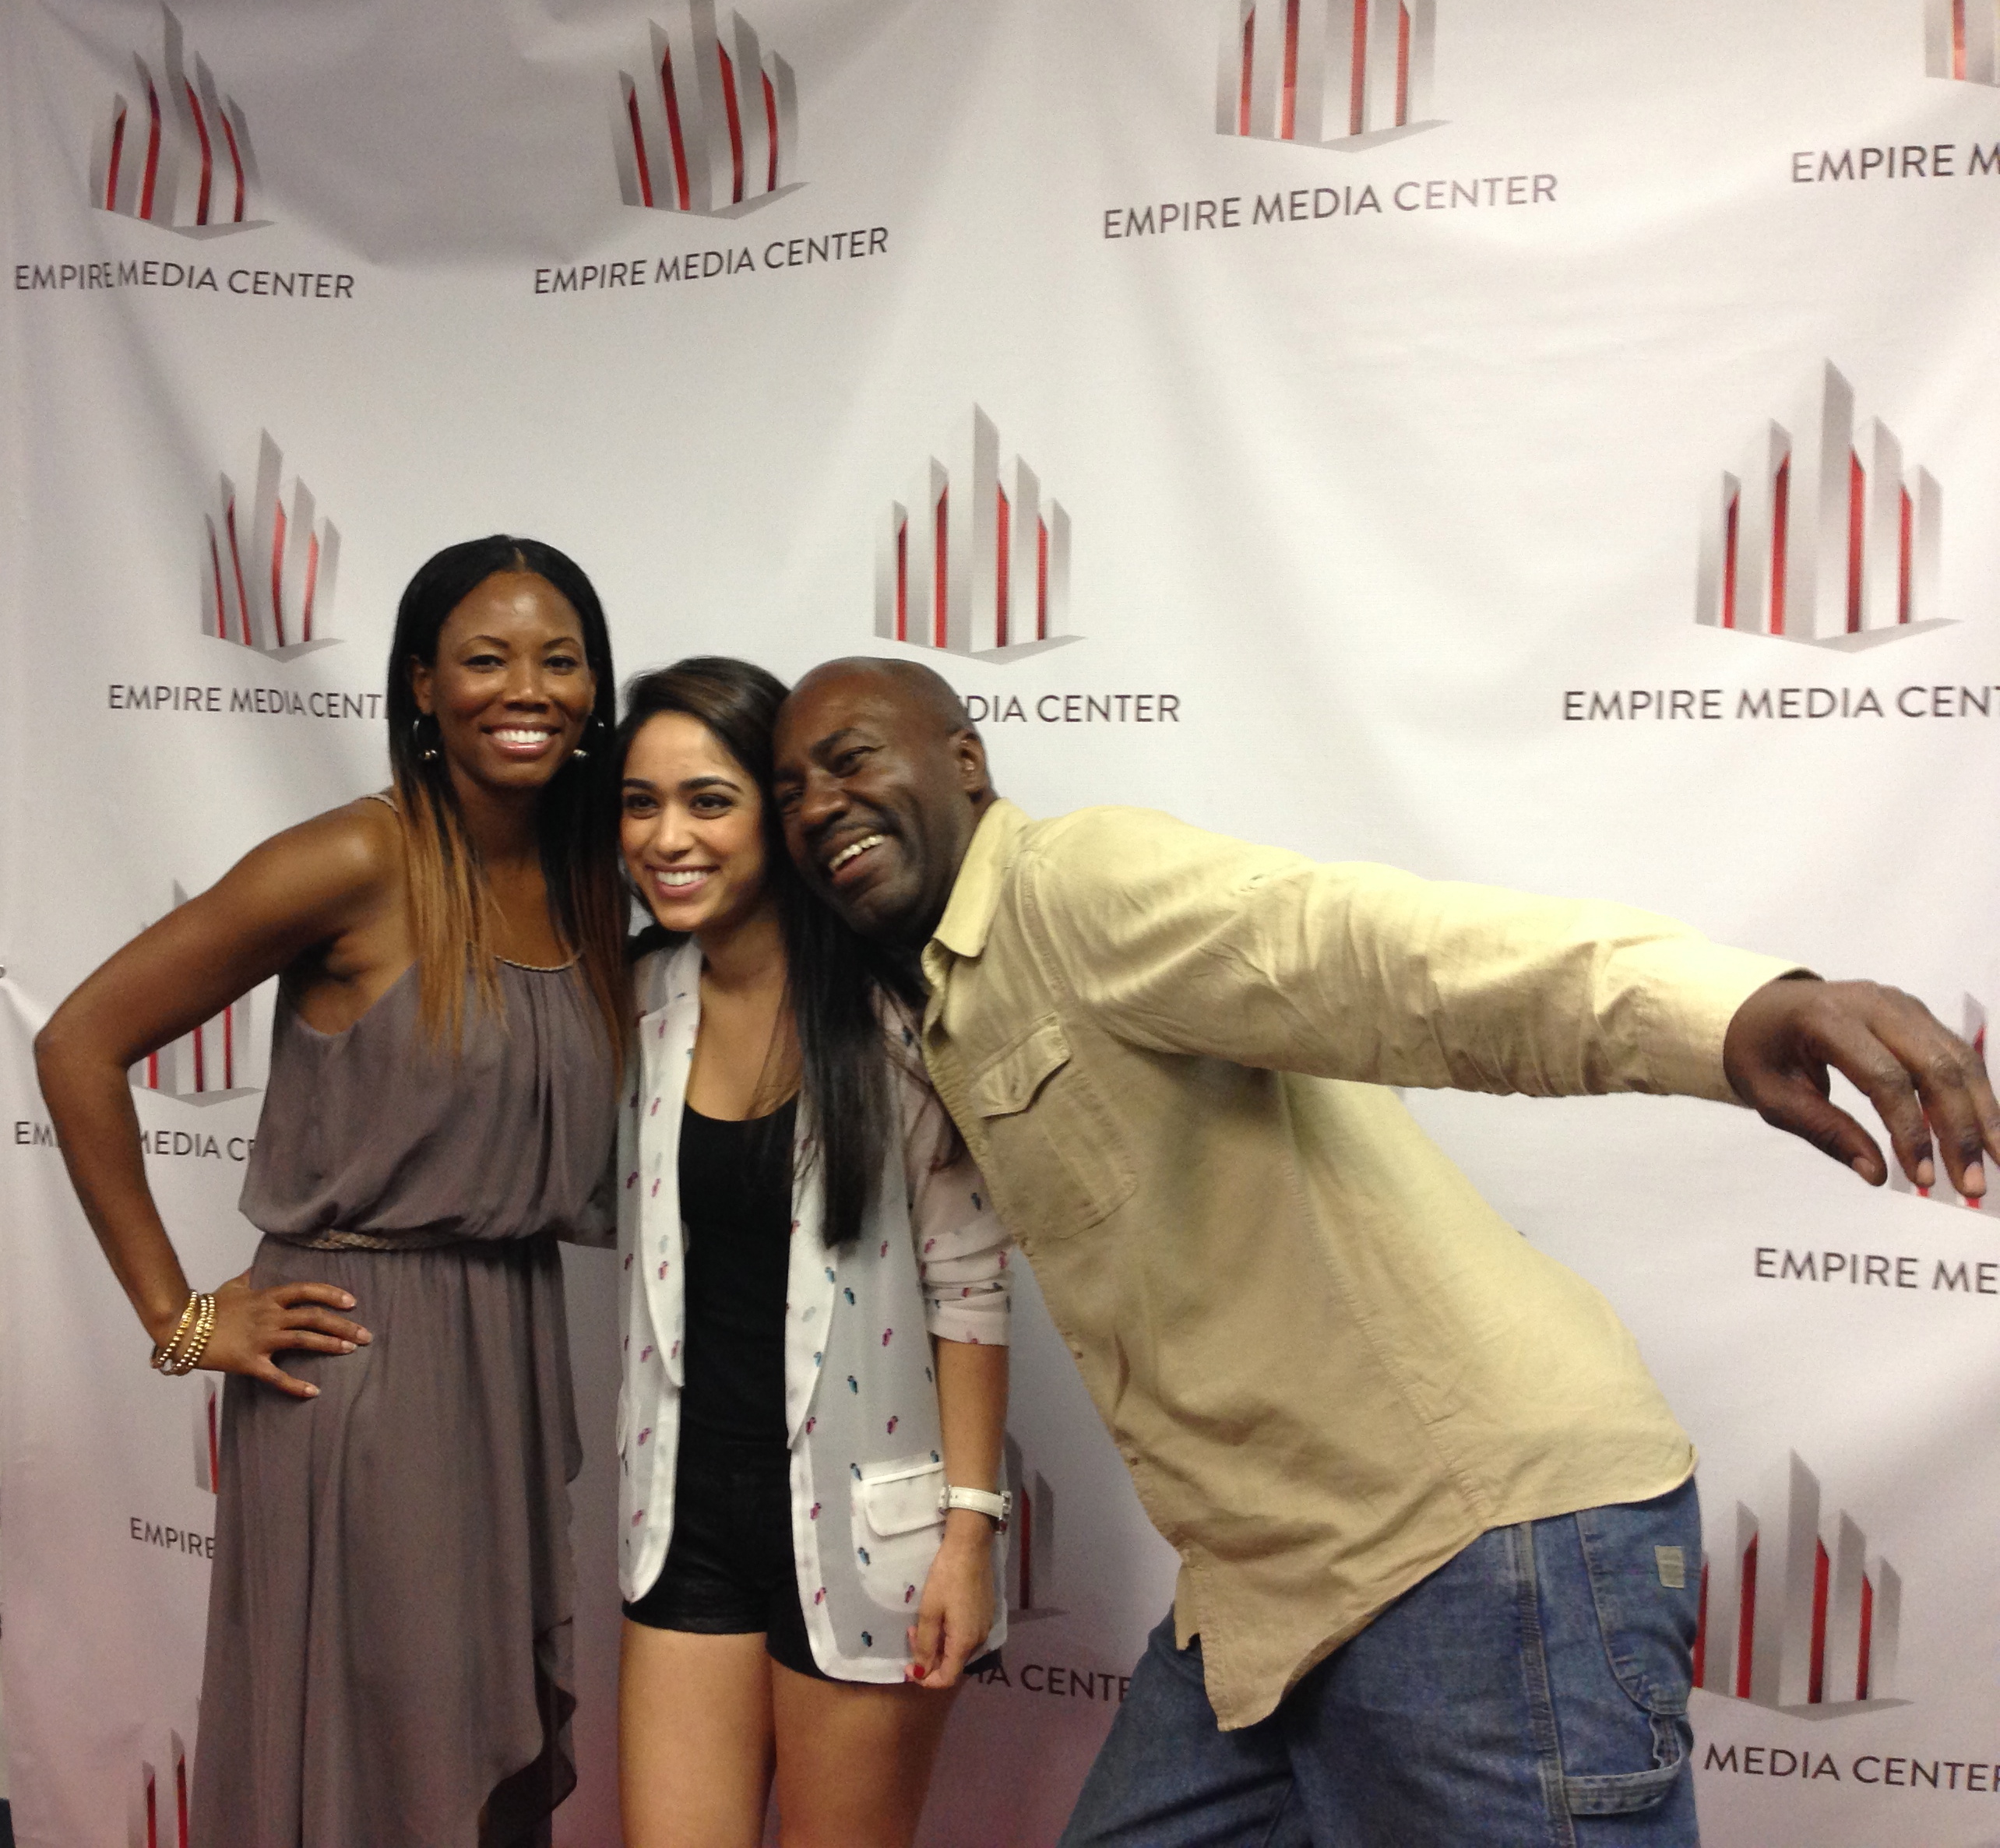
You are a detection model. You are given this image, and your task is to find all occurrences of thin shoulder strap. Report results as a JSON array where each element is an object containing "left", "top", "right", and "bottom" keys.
[{"left": 363, "top": 790, "right": 398, "bottom": 814}]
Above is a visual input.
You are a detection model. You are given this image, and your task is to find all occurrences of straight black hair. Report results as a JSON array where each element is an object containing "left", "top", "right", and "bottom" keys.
[{"left": 616, "top": 656, "right": 924, "bottom": 1249}]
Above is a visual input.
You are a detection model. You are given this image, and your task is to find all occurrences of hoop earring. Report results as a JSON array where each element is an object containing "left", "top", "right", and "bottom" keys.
[{"left": 412, "top": 716, "right": 439, "bottom": 762}]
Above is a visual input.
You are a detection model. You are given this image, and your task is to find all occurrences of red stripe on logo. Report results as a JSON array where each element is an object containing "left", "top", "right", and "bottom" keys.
[
  {"left": 1349, "top": 0, "right": 1368, "bottom": 137},
  {"left": 895, "top": 519, "right": 908, "bottom": 642},
  {"left": 660, "top": 49, "right": 692, "bottom": 212},
  {"left": 933, "top": 488, "right": 949, "bottom": 648},
  {"left": 1721, "top": 489, "right": 1740, "bottom": 628},
  {"left": 302, "top": 533, "right": 319, "bottom": 642},
  {"left": 217, "top": 106, "right": 247, "bottom": 220},
  {"left": 1768, "top": 455, "right": 1790, "bottom": 637},
  {"left": 105, "top": 105, "right": 127, "bottom": 209},
  {"left": 1845, "top": 449, "right": 1864, "bottom": 633},
  {"left": 717, "top": 40, "right": 746, "bottom": 204},
  {"left": 627, "top": 85, "right": 655, "bottom": 208},
  {"left": 1280, "top": 0, "right": 1300, "bottom": 139},
  {"left": 184, "top": 82, "right": 214, "bottom": 225},
  {"left": 995, "top": 485, "right": 1011, "bottom": 648},
  {"left": 1239, "top": 12, "right": 1254, "bottom": 137},
  {"left": 270, "top": 500, "right": 289, "bottom": 649},
  {"left": 139, "top": 81, "right": 164, "bottom": 220},
  {"left": 763, "top": 70, "right": 779, "bottom": 192}
]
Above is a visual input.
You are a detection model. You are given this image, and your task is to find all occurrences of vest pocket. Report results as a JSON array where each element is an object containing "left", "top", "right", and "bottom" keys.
[{"left": 851, "top": 1456, "right": 945, "bottom": 1614}]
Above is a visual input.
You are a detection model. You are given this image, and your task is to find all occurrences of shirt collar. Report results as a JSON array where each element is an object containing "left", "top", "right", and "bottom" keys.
[{"left": 929, "top": 799, "right": 1030, "bottom": 964}]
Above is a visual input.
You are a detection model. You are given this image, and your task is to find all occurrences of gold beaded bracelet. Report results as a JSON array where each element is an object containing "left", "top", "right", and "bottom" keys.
[
  {"left": 150, "top": 1292, "right": 199, "bottom": 1371},
  {"left": 179, "top": 1293, "right": 219, "bottom": 1372},
  {"left": 184, "top": 1294, "right": 218, "bottom": 1371},
  {"left": 158, "top": 1297, "right": 203, "bottom": 1372},
  {"left": 152, "top": 1290, "right": 217, "bottom": 1375},
  {"left": 160, "top": 1294, "right": 216, "bottom": 1373}
]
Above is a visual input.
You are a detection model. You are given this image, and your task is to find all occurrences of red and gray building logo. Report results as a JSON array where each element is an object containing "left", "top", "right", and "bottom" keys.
[
  {"left": 1696, "top": 362, "right": 1944, "bottom": 649},
  {"left": 1003, "top": 1431, "right": 1062, "bottom": 1621},
  {"left": 129, "top": 886, "right": 258, "bottom": 1106},
  {"left": 1926, "top": 0, "right": 2000, "bottom": 83},
  {"left": 202, "top": 433, "right": 340, "bottom": 658},
  {"left": 1694, "top": 1453, "right": 1905, "bottom": 1717},
  {"left": 1891, "top": 993, "right": 1988, "bottom": 1210},
  {"left": 613, "top": 2, "right": 800, "bottom": 216},
  {"left": 1217, "top": 0, "right": 1441, "bottom": 148},
  {"left": 875, "top": 408, "right": 1076, "bottom": 664},
  {"left": 90, "top": 5, "right": 262, "bottom": 236},
  {"left": 129, "top": 1728, "right": 190, "bottom": 1848}
]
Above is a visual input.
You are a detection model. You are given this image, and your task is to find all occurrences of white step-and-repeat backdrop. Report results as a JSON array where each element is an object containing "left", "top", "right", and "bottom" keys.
[{"left": 5, "top": 1, "right": 2000, "bottom": 1842}]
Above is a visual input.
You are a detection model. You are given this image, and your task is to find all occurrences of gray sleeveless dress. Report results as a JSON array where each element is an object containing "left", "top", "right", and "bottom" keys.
[{"left": 190, "top": 956, "right": 615, "bottom": 1848}]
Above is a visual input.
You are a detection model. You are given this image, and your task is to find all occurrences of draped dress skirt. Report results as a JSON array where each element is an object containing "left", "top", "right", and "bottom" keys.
[{"left": 189, "top": 959, "right": 615, "bottom": 1848}]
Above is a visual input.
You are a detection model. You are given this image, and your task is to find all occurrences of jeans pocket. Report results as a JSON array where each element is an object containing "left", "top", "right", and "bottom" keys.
[
  {"left": 1573, "top": 1483, "right": 1701, "bottom": 1716},
  {"left": 1562, "top": 1713, "right": 1689, "bottom": 1816},
  {"left": 1540, "top": 1481, "right": 1702, "bottom": 1816}
]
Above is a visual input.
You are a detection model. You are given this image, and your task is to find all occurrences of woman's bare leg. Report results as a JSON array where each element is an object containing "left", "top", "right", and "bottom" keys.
[
  {"left": 769, "top": 1663, "right": 960, "bottom": 1848},
  {"left": 621, "top": 1621, "right": 775, "bottom": 1848}
]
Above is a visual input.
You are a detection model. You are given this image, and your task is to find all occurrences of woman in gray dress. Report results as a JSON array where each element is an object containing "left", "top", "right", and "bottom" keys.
[{"left": 34, "top": 535, "right": 629, "bottom": 1847}]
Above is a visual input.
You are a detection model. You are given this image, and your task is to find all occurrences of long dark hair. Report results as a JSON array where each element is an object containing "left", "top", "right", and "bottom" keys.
[
  {"left": 385, "top": 535, "right": 628, "bottom": 1060},
  {"left": 616, "top": 656, "right": 923, "bottom": 1249}
]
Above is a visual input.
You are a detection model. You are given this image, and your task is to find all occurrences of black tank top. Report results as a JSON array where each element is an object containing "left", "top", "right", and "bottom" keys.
[{"left": 677, "top": 1096, "right": 798, "bottom": 1448}]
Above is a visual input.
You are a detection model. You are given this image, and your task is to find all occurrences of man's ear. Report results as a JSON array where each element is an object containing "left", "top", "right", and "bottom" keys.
[
  {"left": 408, "top": 656, "right": 435, "bottom": 716},
  {"left": 952, "top": 727, "right": 992, "bottom": 802}
]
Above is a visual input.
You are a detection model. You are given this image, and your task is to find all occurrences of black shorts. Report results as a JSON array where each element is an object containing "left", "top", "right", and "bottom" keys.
[
  {"left": 622, "top": 1431, "right": 829, "bottom": 1680},
  {"left": 621, "top": 1431, "right": 1001, "bottom": 1683}
]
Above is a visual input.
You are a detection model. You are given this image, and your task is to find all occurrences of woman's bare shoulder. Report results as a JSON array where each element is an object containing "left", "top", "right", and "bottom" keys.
[
  {"left": 312, "top": 792, "right": 404, "bottom": 870},
  {"left": 218, "top": 794, "right": 407, "bottom": 921}
]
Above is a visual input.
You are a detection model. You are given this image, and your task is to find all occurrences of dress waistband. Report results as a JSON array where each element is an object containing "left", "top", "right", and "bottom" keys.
[{"left": 265, "top": 1227, "right": 476, "bottom": 1253}]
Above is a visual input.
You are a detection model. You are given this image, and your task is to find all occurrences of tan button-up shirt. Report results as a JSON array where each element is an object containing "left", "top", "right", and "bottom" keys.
[{"left": 917, "top": 801, "right": 1798, "bottom": 1729}]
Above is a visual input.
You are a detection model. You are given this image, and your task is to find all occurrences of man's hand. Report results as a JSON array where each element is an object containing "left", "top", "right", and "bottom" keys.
[{"left": 1724, "top": 977, "right": 2000, "bottom": 1195}]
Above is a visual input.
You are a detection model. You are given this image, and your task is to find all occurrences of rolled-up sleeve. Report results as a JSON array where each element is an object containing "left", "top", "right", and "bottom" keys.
[{"left": 896, "top": 1043, "right": 1012, "bottom": 1344}]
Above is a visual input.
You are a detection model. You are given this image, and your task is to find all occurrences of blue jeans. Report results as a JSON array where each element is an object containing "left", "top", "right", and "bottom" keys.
[{"left": 1062, "top": 1481, "right": 1701, "bottom": 1848}]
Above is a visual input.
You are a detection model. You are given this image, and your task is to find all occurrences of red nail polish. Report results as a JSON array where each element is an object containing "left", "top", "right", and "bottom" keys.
[{"left": 911, "top": 1664, "right": 927, "bottom": 1680}]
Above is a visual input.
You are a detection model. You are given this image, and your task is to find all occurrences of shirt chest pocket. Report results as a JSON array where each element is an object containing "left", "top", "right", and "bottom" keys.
[{"left": 968, "top": 1016, "right": 1136, "bottom": 1237}]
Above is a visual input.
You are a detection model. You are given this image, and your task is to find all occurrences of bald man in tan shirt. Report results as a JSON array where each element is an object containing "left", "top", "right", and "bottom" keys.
[{"left": 772, "top": 657, "right": 1998, "bottom": 1848}]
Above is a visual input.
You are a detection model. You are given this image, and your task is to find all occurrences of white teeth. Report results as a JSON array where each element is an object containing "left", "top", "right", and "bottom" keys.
[
  {"left": 827, "top": 834, "right": 886, "bottom": 874},
  {"left": 493, "top": 728, "right": 556, "bottom": 745},
  {"left": 657, "top": 869, "right": 711, "bottom": 888}
]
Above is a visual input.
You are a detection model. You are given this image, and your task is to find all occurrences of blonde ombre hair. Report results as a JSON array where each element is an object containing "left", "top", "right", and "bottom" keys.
[{"left": 384, "top": 536, "right": 629, "bottom": 1062}]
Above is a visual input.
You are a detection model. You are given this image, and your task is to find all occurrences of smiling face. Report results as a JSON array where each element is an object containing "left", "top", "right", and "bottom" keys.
[
  {"left": 620, "top": 710, "right": 773, "bottom": 941},
  {"left": 772, "top": 664, "right": 991, "bottom": 946},
  {"left": 408, "top": 572, "right": 595, "bottom": 801}
]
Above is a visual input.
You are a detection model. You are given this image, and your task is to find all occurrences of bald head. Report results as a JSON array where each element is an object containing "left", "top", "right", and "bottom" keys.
[
  {"left": 791, "top": 656, "right": 976, "bottom": 742},
  {"left": 773, "top": 657, "right": 997, "bottom": 945}
]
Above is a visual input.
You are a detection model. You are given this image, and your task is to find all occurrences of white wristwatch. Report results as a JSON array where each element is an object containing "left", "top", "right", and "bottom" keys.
[{"left": 939, "top": 1484, "right": 1013, "bottom": 1532}]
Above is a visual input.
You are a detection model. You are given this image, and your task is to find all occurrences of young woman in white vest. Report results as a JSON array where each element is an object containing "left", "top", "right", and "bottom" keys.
[{"left": 612, "top": 657, "right": 1011, "bottom": 1848}]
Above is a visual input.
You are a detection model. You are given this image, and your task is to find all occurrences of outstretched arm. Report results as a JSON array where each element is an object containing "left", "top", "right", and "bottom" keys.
[
  {"left": 1021, "top": 808, "right": 2000, "bottom": 1193},
  {"left": 1020, "top": 808, "right": 1795, "bottom": 1103},
  {"left": 1724, "top": 976, "right": 2000, "bottom": 1196},
  {"left": 35, "top": 804, "right": 390, "bottom": 1394}
]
